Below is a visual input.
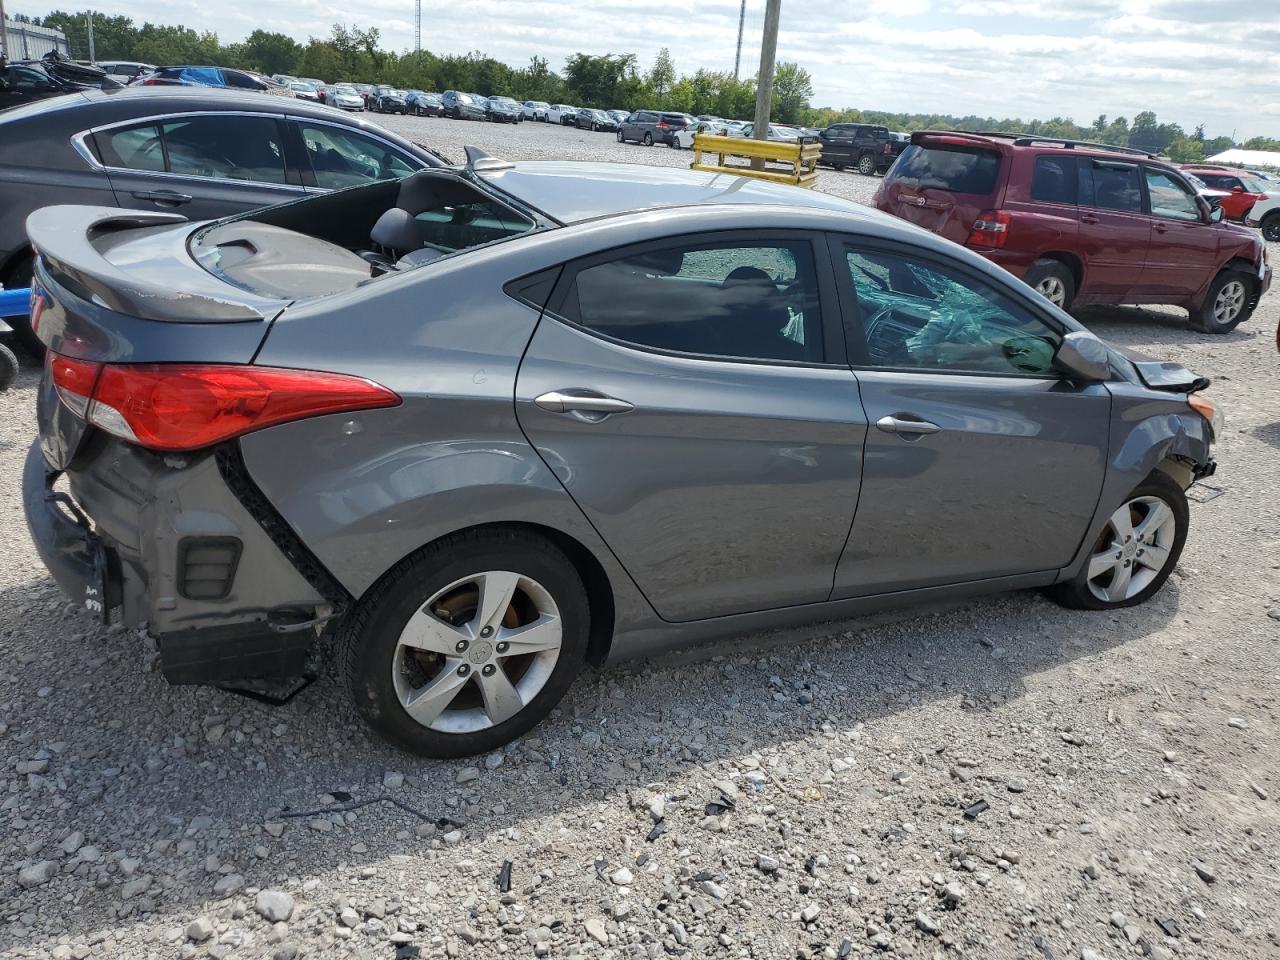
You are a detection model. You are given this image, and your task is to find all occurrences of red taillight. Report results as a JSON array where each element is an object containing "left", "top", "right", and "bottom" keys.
[
  {"left": 50, "top": 354, "right": 101, "bottom": 419},
  {"left": 966, "top": 209, "right": 1011, "bottom": 249},
  {"left": 52, "top": 360, "right": 400, "bottom": 451},
  {"left": 883, "top": 142, "right": 891, "bottom": 154},
  {"left": 657, "top": 122, "right": 670, "bottom": 128}
]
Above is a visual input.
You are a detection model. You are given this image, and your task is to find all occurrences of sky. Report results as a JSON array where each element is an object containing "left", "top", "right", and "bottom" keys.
[{"left": 17, "top": 0, "right": 1280, "bottom": 140}]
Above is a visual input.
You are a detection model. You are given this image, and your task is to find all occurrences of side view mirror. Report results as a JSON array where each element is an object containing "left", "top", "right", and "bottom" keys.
[
  {"left": 1208, "top": 205, "right": 1225, "bottom": 223},
  {"left": 1231, "top": 185, "right": 1244, "bottom": 193},
  {"left": 1054, "top": 330, "right": 1111, "bottom": 382}
]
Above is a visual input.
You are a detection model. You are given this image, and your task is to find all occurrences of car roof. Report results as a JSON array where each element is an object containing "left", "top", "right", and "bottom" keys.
[{"left": 478, "top": 160, "right": 891, "bottom": 225}]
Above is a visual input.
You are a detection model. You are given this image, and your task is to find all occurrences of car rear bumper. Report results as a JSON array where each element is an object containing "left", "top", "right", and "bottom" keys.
[
  {"left": 23, "top": 437, "right": 341, "bottom": 683},
  {"left": 971, "top": 247, "right": 1039, "bottom": 279}
]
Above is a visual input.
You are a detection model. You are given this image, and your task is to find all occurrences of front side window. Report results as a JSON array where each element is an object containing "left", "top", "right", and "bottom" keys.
[
  {"left": 161, "top": 116, "right": 286, "bottom": 183},
  {"left": 300, "top": 124, "right": 415, "bottom": 189},
  {"left": 1144, "top": 169, "right": 1201, "bottom": 221},
  {"left": 1082, "top": 161, "right": 1142, "bottom": 212},
  {"left": 558, "top": 239, "right": 823, "bottom": 363},
  {"left": 844, "top": 246, "right": 1060, "bottom": 376}
]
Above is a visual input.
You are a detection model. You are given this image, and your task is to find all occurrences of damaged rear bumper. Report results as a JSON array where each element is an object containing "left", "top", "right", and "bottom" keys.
[{"left": 22, "top": 438, "right": 347, "bottom": 684}]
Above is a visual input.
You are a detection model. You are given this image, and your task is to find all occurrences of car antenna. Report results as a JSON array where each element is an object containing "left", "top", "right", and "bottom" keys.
[{"left": 464, "top": 145, "right": 515, "bottom": 172}]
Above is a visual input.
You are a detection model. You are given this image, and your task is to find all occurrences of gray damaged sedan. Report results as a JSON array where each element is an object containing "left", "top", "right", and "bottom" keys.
[{"left": 23, "top": 154, "right": 1221, "bottom": 756}]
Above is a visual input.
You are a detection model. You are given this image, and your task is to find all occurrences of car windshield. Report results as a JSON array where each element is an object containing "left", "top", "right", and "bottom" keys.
[
  {"left": 290, "top": 83, "right": 314, "bottom": 92},
  {"left": 335, "top": 86, "right": 357, "bottom": 95},
  {"left": 891, "top": 144, "right": 1002, "bottom": 194},
  {"left": 1239, "top": 176, "right": 1270, "bottom": 192}
]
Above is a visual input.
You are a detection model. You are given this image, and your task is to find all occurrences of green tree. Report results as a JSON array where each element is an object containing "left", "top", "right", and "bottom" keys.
[
  {"left": 39, "top": 10, "right": 136, "bottom": 60},
  {"left": 239, "top": 30, "right": 301, "bottom": 76},
  {"left": 648, "top": 47, "right": 675, "bottom": 101},
  {"left": 564, "top": 52, "right": 638, "bottom": 107},
  {"left": 771, "top": 61, "right": 813, "bottom": 124}
]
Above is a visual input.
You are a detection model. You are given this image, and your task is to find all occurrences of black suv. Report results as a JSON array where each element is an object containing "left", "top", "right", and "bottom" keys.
[
  {"left": 618, "top": 110, "right": 693, "bottom": 146},
  {"left": 441, "top": 90, "right": 487, "bottom": 121},
  {"left": 818, "top": 123, "right": 907, "bottom": 175},
  {"left": 575, "top": 108, "right": 619, "bottom": 132},
  {"left": 0, "top": 55, "right": 120, "bottom": 109}
]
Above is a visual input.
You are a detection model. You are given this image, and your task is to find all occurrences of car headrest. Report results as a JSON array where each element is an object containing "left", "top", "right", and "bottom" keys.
[
  {"left": 629, "top": 248, "right": 685, "bottom": 277},
  {"left": 370, "top": 208, "right": 422, "bottom": 252},
  {"left": 722, "top": 266, "right": 773, "bottom": 286},
  {"left": 395, "top": 171, "right": 480, "bottom": 215}
]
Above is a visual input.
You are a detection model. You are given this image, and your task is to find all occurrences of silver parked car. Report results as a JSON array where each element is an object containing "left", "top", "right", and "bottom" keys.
[{"left": 23, "top": 156, "right": 1220, "bottom": 757}]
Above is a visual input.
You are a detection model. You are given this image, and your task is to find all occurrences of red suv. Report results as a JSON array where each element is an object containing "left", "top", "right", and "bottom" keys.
[{"left": 873, "top": 132, "right": 1271, "bottom": 333}]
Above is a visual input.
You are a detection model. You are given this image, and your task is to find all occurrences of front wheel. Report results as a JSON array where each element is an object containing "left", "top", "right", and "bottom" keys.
[
  {"left": 1048, "top": 471, "right": 1188, "bottom": 610},
  {"left": 1193, "top": 269, "right": 1254, "bottom": 333},
  {"left": 642, "top": 132, "right": 653, "bottom": 146},
  {"left": 339, "top": 529, "right": 590, "bottom": 757},
  {"left": 616, "top": 130, "right": 625, "bottom": 142},
  {"left": 857, "top": 153, "right": 877, "bottom": 176}
]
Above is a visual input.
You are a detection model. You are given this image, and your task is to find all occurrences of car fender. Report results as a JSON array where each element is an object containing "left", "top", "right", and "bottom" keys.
[{"left": 1058, "top": 384, "right": 1210, "bottom": 582}]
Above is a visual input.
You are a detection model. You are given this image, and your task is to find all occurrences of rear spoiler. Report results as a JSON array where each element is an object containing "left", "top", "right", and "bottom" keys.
[{"left": 26, "top": 206, "right": 266, "bottom": 323}]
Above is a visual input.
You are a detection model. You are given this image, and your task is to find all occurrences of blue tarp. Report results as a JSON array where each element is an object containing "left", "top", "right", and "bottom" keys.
[{"left": 0, "top": 287, "right": 30, "bottom": 318}]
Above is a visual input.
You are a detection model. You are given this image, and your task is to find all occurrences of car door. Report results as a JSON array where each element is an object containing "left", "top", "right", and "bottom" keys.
[
  {"left": 829, "top": 236, "right": 1110, "bottom": 597},
  {"left": 1139, "top": 166, "right": 1221, "bottom": 297},
  {"left": 1075, "top": 158, "right": 1152, "bottom": 297},
  {"left": 515, "top": 232, "right": 865, "bottom": 622},
  {"left": 94, "top": 113, "right": 306, "bottom": 220},
  {"left": 820, "top": 125, "right": 854, "bottom": 166}
]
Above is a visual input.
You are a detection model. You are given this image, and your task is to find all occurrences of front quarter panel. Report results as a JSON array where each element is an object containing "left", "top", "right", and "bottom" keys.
[{"left": 1059, "top": 382, "right": 1211, "bottom": 581}]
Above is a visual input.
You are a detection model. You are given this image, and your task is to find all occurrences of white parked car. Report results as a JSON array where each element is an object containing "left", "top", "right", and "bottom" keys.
[
  {"left": 523, "top": 100, "right": 550, "bottom": 121},
  {"left": 672, "top": 120, "right": 734, "bottom": 150},
  {"left": 547, "top": 104, "right": 578, "bottom": 126},
  {"left": 325, "top": 84, "right": 366, "bottom": 112}
]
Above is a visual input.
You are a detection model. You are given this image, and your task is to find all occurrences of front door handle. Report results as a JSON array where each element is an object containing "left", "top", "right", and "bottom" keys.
[
  {"left": 1080, "top": 214, "right": 1099, "bottom": 225},
  {"left": 876, "top": 414, "right": 940, "bottom": 436},
  {"left": 534, "top": 390, "right": 634, "bottom": 415},
  {"left": 132, "top": 190, "right": 193, "bottom": 206}
]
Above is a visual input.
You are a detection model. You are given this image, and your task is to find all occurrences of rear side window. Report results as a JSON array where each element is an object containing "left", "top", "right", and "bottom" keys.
[
  {"left": 161, "top": 116, "right": 286, "bottom": 183},
  {"left": 1198, "top": 174, "right": 1239, "bottom": 190},
  {"left": 1030, "top": 156, "right": 1077, "bottom": 204},
  {"left": 558, "top": 239, "right": 823, "bottom": 364},
  {"left": 97, "top": 123, "right": 165, "bottom": 171},
  {"left": 1081, "top": 161, "right": 1142, "bottom": 212},
  {"left": 890, "top": 144, "right": 1001, "bottom": 195}
]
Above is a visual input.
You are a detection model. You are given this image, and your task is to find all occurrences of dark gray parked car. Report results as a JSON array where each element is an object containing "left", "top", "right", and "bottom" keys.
[
  {"left": 23, "top": 157, "right": 1221, "bottom": 757},
  {"left": 0, "top": 86, "right": 445, "bottom": 352},
  {"left": 617, "top": 110, "right": 693, "bottom": 145}
]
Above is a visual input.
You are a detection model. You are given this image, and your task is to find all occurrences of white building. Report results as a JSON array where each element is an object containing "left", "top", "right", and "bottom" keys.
[
  {"left": 2, "top": 15, "right": 70, "bottom": 60},
  {"left": 1205, "top": 148, "right": 1280, "bottom": 172}
]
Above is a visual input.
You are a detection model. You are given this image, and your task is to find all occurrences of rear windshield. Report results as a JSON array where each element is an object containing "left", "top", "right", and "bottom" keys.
[{"left": 890, "top": 144, "right": 1002, "bottom": 195}]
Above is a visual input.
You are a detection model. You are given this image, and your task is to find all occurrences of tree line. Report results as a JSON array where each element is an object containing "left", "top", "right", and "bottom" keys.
[{"left": 21, "top": 10, "right": 1280, "bottom": 159}]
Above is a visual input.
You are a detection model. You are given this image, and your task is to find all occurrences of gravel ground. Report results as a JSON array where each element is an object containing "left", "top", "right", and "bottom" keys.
[{"left": 2, "top": 116, "right": 1279, "bottom": 960}]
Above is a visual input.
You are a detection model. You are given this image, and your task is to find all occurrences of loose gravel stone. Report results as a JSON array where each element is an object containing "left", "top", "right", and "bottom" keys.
[{"left": 256, "top": 890, "right": 295, "bottom": 922}]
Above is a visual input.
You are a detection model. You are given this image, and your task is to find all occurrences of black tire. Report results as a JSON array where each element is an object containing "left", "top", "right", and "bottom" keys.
[
  {"left": 339, "top": 528, "right": 590, "bottom": 757},
  {"left": 1192, "top": 269, "right": 1255, "bottom": 334},
  {"left": 1261, "top": 213, "right": 1280, "bottom": 243},
  {"left": 2, "top": 254, "right": 41, "bottom": 357},
  {"left": 0, "top": 342, "right": 17, "bottom": 392},
  {"left": 857, "top": 153, "right": 877, "bottom": 176},
  {"left": 617, "top": 129, "right": 625, "bottom": 143},
  {"left": 642, "top": 132, "right": 653, "bottom": 146},
  {"left": 833, "top": 163, "right": 845, "bottom": 172},
  {"left": 1024, "top": 259, "right": 1076, "bottom": 311},
  {"left": 1048, "top": 470, "right": 1189, "bottom": 611}
]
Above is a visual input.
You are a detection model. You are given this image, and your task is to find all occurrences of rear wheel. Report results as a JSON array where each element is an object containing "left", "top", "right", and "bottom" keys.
[
  {"left": 1048, "top": 471, "right": 1188, "bottom": 610},
  {"left": 339, "top": 529, "right": 589, "bottom": 757},
  {"left": 1261, "top": 213, "right": 1280, "bottom": 243},
  {"left": 857, "top": 153, "right": 877, "bottom": 176},
  {"left": 616, "top": 129, "right": 625, "bottom": 142},
  {"left": 1193, "top": 269, "right": 1254, "bottom": 333},
  {"left": 0, "top": 342, "right": 17, "bottom": 391},
  {"left": 643, "top": 132, "right": 654, "bottom": 146},
  {"left": 1025, "top": 259, "right": 1076, "bottom": 311}
]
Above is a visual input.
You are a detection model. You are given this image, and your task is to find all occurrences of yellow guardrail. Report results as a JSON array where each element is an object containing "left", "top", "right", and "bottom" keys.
[{"left": 690, "top": 133, "right": 822, "bottom": 188}]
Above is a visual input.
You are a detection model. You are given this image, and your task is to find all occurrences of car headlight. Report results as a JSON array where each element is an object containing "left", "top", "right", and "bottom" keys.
[{"left": 1188, "top": 394, "right": 1224, "bottom": 439}]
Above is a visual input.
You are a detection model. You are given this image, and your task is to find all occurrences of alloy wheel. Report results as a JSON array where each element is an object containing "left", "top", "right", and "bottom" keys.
[
  {"left": 1085, "top": 496, "right": 1178, "bottom": 603},
  {"left": 1264, "top": 218, "right": 1280, "bottom": 242},
  {"left": 391, "top": 571, "right": 562, "bottom": 734},
  {"left": 859, "top": 154, "right": 876, "bottom": 175},
  {"left": 1213, "top": 278, "right": 1247, "bottom": 325},
  {"left": 1036, "top": 276, "right": 1068, "bottom": 307}
]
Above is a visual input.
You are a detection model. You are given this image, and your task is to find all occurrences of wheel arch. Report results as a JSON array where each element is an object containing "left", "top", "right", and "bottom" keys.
[{"left": 1032, "top": 251, "right": 1084, "bottom": 292}]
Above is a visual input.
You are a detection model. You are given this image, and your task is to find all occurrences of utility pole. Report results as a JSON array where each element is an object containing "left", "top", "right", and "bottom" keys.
[
  {"left": 0, "top": 0, "right": 9, "bottom": 60},
  {"left": 733, "top": 0, "right": 746, "bottom": 81},
  {"left": 415, "top": 0, "right": 421, "bottom": 61},
  {"left": 86, "top": 11, "right": 95, "bottom": 62},
  {"left": 752, "top": 0, "right": 780, "bottom": 144}
]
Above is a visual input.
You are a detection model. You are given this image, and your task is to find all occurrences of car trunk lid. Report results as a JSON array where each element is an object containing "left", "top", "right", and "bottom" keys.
[{"left": 27, "top": 205, "right": 289, "bottom": 468}]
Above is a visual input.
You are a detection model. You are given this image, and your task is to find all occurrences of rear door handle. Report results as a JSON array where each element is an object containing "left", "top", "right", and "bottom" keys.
[
  {"left": 534, "top": 390, "right": 634, "bottom": 415},
  {"left": 1153, "top": 223, "right": 1168, "bottom": 233},
  {"left": 876, "top": 414, "right": 940, "bottom": 436},
  {"left": 132, "top": 190, "right": 192, "bottom": 206}
]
